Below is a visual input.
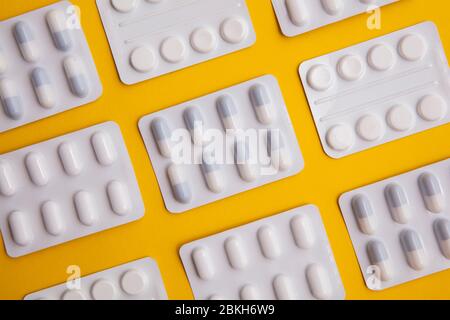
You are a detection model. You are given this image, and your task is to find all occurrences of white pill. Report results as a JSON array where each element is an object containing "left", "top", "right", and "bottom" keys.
[
  {"left": 285, "top": 0, "right": 308, "bottom": 26},
  {"left": 25, "top": 152, "right": 49, "bottom": 187},
  {"left": 0, "top": 160, "right": 16, "bottom": 197},
  {"left": 121, "top": 269, "right": 148, "bottom": 295},
  {"left": 367, "top": 44, "right": 395, "bottom": 71},
  {"left": 91, "top": 279, "right": 117, "bottom": 300},
  {"left": 398, "top": 34, "right": 427, "bottom": 61},
  {"left": 418, "top": 172, "right": 445, "bottom": 213},
  {"left": 192, "top": 247, "right": 215, "bottom": 280},
  {"left": 0, "top": 49, "right": 7, "bottom": 74},
  {"left": 209, "top": 294, "right": 224, "bottom": 300},
  {"left": 41, "top": 201, "right": 65, "bottom": 236},
  {"left": 130, "top": 46, "right": 156, "bottom": 73},
  {"left": 190, "top": 28, "right": 217, "bottom": 53},
  {"left": 240, "top": 285, "right": 259, "bottom": 300},
  {"left": 220, "top": 17, "right": 248, "bottom": 44},
  {"left": 273, "top": 275, "right": 296, "bottom": 300},
  {"left": 151, "top": 117, "right": 173, "bottom": 158},
  {"left": 111, "top": 0, "right": 139, "bottom": 13},
  {"left": 107, "top": 181, "right": 132, "bottom": 216},
  {"left": 217, "top": 95, "right": 240, "bottom": 131},
  {"left": 64, "top": 56, "right": 89, "bottom": 98},
  {"left": 201, "top": 151, "right": 224, "bottom": 193},
  {"left": 224, "top": 237, "right": 247, "bottom": 270},
  {"left": 384, "top": 184, "right": 410, "bottom": 224},
  {"left": 249, "top": 84, "right": 274, "bottom": 125},
  {"left": 356, "top": 114, "right": 384, "bottom": 141},
  {"left": 167, "top": 164, "right": 192, "bottom": 204},
  {"left": 46, "top": 9, "right": 73, "bottom": 51},
  {"left": 234, "top": 139, "right": 259, "bottom": 182},
  {"left": 91, "top": 131, "right": 117, "bottom": 166},
  {"left": 351, "top": 194, "right": 377, "bottom": 235},
  {"left": 31, "top": 68, "right": 56, "bottom": 109},
  {"left": 258, "top": 226, "right": 281, "bottom": 260},
  {"left": 326, "top": 124, "right": 354, "bottom": 151},
  {"left": 61, "top": 289, "right": 86, "bottom": 300},
  {"left": 307, "top": 64, "right": 333, "bottom": 91},
  {"left": 306, "top": 264, "right": 333, "bottom": 300},
  {"left": 290, "top": 215, "right": 315, "bottom": 249},
  {"left": 367, "top": 240, "right": 393, "bottom": 282},
  {"left": 14, "top": 21, "right": 40, "bottom": 63},
  {"left": 8, "top": 211, "right": 33, "bottom": 247},
  {"left": 321, "top": 0, "right": 343, "bottom": 16},
  {"left": 401, "top": 230, "right": 427, "bottom": 271},
  {"left": 434, "top": 219, "right": 450, "bottom": 259},
  {"left": 417, "top": 94, "right": 447, "bottom": 122},
  {"left": 267, "top": 129, "right": 292, "bottom": 172},
  {"left": 160, "top": 37, "right": 186, "bottom": 63},
  {"left": 386, "top": 105, "right": 414, "bottom": 131},
  {"left": 74, "top": 191, "right": 98, "bottom": 226},
  {"left": 337, "top": 55, "right": 365, "bottom": 81},
  {"left": 58, "top": 142, "right": 83, "bottom": 176}
]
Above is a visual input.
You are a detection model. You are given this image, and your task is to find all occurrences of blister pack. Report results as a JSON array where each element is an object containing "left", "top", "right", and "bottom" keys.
[
  {"left": 96, "top": 0, "right": 256, "bottom": 85},
  {"left": 24, "top": 257, "right": 167, "bottom": 300},
  {"left": 339, "top": 158, "right": 450, "bottom": 290},
  {"left": 299, "top": 22, "right": 450, "bottom": 159},
  {"left": 139, "top": 75, "right": 304, "bottom": 213},
  {"left": 0, "top": 1, "right": 102, "bottom": 133},
  {"left": 179, "top": 205, "right": 345, "bottom": 300},
  {"left": 0, "top": 122, "right": 144, "bottom": 258}
]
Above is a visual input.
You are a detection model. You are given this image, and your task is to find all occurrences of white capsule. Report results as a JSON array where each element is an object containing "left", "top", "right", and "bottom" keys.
[
  {"left": 41, "top": 201, "right": 65, "bottom": 236},
  {"left": 14, "top": 21, "right": 40, "bottom": 63},
  {"left": 367, "top": 240, "right": 393, "bottom": 282},
  {"left": 290, "top": 214, "right": 315, "bottom": 249},
  {"left": 351, "top": 194, "right": 377, "bottom": 235},
  {"left": 267, "top": 129, "right": 292, "bottom": 171},
  {"left": 384, "top": 184, "right": 410, "bottom": 224},
  {"left": 201, "top": 151, "right": 224, "bottom": 193},
  {"left": 234, "top": 139, "right": 259, "bottom": 182},
  {"left": 258, "top": 226, "right": 281, "bottom": 260},
  {"left": 46, "top": 9, "right": 73, "bottom": 51},
  {"left": 74, "top": 191, "right": 98, "bottom": 226},
  {"left": 183, "top": 107, "right": 205, "bottom": 146},
  {"left": 217, "top": 95, "right": 239, "bottom": 131},
  {"left": 224, "top": 237, "right": 247, "bottom": 270},
  {"left": 285, "top": 0, "right": 308, "bottom": 26},
  {"left": 25, "top": 152, "right": 49, "bottom": 187},
  {"left": 400, "top": 230, "right": 427, "bottom": 271},
  {"left": 273, "top": 275, "right": 296, "bottom": 300},
  {"left": 151, "top": 118, "right": 173, "bottom": 158},
  {"left": 240, "top": 285, "right": 259, "bottom": 300},
  {"left": 167, "top": 164, "right": 192, "bottom": 204},
  {"left": 0, "top": 160, "right": 16, "bottom": 197},
  {"left": 306, "top": 264, "right": 333, "bottom": 300},
  {"left": 434, "top": 219, "right": 450, "bottom": 259},
  {"left": 63, "top": 56, "right": 89, "bottom": 98},
  {"left": 58, "top": 142, "right": 83, "bottom": 176},
  {"left": 321, "top": 0, "right": 343, "bottom": 15},
  {"left": 8, "top": 211, "right": 33, "bottom": 247},
  {"left": 91, "top": 131, "right": 117, "bottom": 166},
  {"left": 192, "top": 247, "right": 215, "bottom": 280},
  {"left": 0, "top": 48, "right": 7, "bottom": 74},
  {"left": 0, "top": 78, "right": 23, "bottom": 120},
  {"left": 249, "top": 84, "right": 274, "bottom": 125},
  {"left": 31, "top": 68, "right": 56, "bottom": 109},
  {"left": 418, "top": 173, "right": 445, "bottom": 213},
  {"left": 107, "top": 181, "right": 132, "bottom": 216}
]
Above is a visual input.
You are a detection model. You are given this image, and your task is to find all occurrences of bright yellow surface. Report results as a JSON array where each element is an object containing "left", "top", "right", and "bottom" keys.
[{"left": 0, "top": 0, "right": 449, "bottom": 300}]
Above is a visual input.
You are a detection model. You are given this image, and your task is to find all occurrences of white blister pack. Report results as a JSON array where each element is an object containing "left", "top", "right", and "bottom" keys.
[
  {"left": 272, "top": 0, "right": 396, "bottom": 37},
  {"left": 0, "top": 1, "right": 102, "bottom": 133},
  {"left": 180, "top": 205, "right": 345, "bottom": 300},
  {"left": 339, "top": 158, "right": 450, "bottom": 290},
  {"left": 96, "top": 0, "right": 256, "bottom": 85},
  {"left": 299, "top": 22, "right": 450, "bottom": 159},
  {"left": 0, "top": 121, "right": 144, "bottom": 258},
  {"left": 139, "top": 75, "right": 304, "bottom": 213},
  {"left": 24, "top": 257, "right": 167, "bottom": 300}
]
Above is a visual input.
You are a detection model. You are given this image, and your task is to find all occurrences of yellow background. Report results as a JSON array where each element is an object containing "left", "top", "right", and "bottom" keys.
[{"left": 1, "top": 0, "right": 449, "bottom": 300}]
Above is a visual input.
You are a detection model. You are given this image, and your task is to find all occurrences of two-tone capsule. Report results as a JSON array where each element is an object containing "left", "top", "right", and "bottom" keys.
[
  {"left": 0, "top": 79, "right": 23, "bottom": 120},
  {"left": 234, "top": 139, "right": 259, "bottom": 182},
  {"left": 217, "top": 95, "right": 239, "bottom": 131},
  {"left": 267, "top": 129, "right": 292, "bottom": 171},
  {"left": 201, "top": 151, "right": 224, "bottom": 193},
  {"left": 434, "top": 219, "right": 450, "bottom": 259},
  {"left": 14, "top": 21, "right": 40, "bottom": 63},
  {"left": 351, "top": 194, "right": 377, "bottom": 235},
  {"left": 183, "top": 107, "right": 205, "bottom": 145},
  {"left": 306, "top": 264, "right": 333, "bottom": 300},
  {"left": 249, "top": 84, "right": 274, "bottom": 125},
  {"left": 63, "top": 56, "right": 89, "bottom": 98},
  {"left": 31, "top": 68, "right": 56, "bottom": 109},
  {"left": 46, "top": 10, "right": 73, "bottom": 51},
  {"left": 418, "top": 173, "right": 445, "bottom": 213},
  {"left": 400, "top": 230, "right": 427, "bottom": 271},
  {"left": 384, "top": 184, "right": 410, "bottom": 224},
  {"left": 151, "top": 118, "right": 173, "bottom": 158},
  {"left": 367, "top": 240, "right": 393, "bottom": 282},
  {"left": 167, "top": 163, "right": 192, "bottom": 204}
]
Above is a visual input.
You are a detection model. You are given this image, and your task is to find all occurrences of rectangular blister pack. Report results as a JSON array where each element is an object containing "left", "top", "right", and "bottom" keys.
[
  {"left": 0, "top": 1, "right": 102, "bottom": 133},
  {"left": 271, "top": 0, "right": 396, "bottom": 37},
  {"left": 24, "top": 257, "right": 167, "bottom": 300},
  {"left": 179, "top": 205, "right": 345, "bottom": 300},
  {"left": 0, "top": 121, "right": 144, "bottom": 258},
  {"left": 299, "top": 22, "right": 450, "bottom": 159},
  {"left": 96, "top": 0, "right": 256, "bottom": 85},
  {"left": 139, "top": 75, "right": 304, "bottom": 213},
  {"left": 339, "top": 158, "right": 450, "bottom": 290}
]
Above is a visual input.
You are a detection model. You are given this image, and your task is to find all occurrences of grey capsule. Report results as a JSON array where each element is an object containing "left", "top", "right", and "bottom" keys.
[
  {"left": 217, "top": 95, "right": 238, "bottom": 130},
  {"left": 249, "top": 84, "right": 273, "bottom": 124},
  {"left": 418, "top": 172, "right": 445, "bottom": 213},
  {"left": 351, "top": 194, "right": 376, "bottom": 235},
  {"left": 151, "top": 118, "right": 172, "bottom": 158},
  {"left": 0, "top": 79, "right": 23, "bottom": 120},
  {"left": 47, "top": 10, "right": 73, "bottom": 51},
  {"left": 434, "top": 219, "right": 450, "bottom": 259},
  {"left": 400, "top": 229, "right": 427, "bottom": 271},
  {"left": 183, "top": 107, "right": 204, "bottom": 145},
  {"left": 63, "top": 57, "right": 89, "bottom": 98},
  {"left": 167, "top": 164, "right": 192, "bottom": 204},
  {"left": 366, "top": 240, "right": 392, "bottom": 281},
  {"left": 267, "top": 129, "right": 285, "bottom": 152},
  {"left": 14, "top": 21, "right": 39, "bottom": 62},
  {"left": 384, "top": 184, "right": 410, "bottom": 224}
]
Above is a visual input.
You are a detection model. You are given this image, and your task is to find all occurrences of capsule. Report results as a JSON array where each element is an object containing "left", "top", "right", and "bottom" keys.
[
  {"left": 14, "top": 21, "right": 40, "bottom": 63},
  {"left": 8, "top": 211, "right": 33, "bottom": 247},
  {"left": 46, "top": 9, "right": 73, "bottom": 51},
  {"left": 367, "top": 240, "right": 393, "bottom": 282},
  {"left": 167, "top": 164, "right": 192, "bottom": 204},
  {"left": 418, "top": 173, "right": 445, "bottom": 213},
  {"left": 58, "top": 142, "right": 83, "bottom": 176},
  {"left": 41, "top": 201, "right": 65, "bottom": 236},
  {"left": 224, "top": 237, "right": 247, "bottom": 270},
  {"left": 31, "top": 67, "right": 55, "bottom": 109},
  {"left": 91, "top": 131, "right": 117, "bottom": 166},
  {"left": 234, "top": 139, "right": 259, "bottom": 182},
  {"left": 285, "top": 0, "right": 308, "bottom": 27},
  {"left": 192, "top": 247, "right": 215, "bottom": 280},
  {"left": 217, "top": 95, "right": 239, "bottom": 131},
  {"left": 384, "top": 184, "right": 410, "bottom": 224},
  {"left": 0, "top": 48, "right": 7, "bottom": 74},
  {"left": 0, "top": 79, "right": 23, "bottom": 120},
  {"left": 434, "top": 219, "right": 450, "bottom": 259},
  {"left": 63, "top": 56, "right": 89, "bottom": 98},
  {"left": 267, "top": 129, "right": 292, "bottom": 171},
  {"left": 351, "top": 194, "right": 377, "bottom": 235},
  {"left": 258, "top": 226, "right": 281, "bottom": 260},
  {"left": 240, "top": 285, "right": 259, "bottom": 300},
  {"left": 201, "top": 151, "right": 224, "bottom": 193},
  {"left": 290, "top": 214, "right": 315, "bottom": 249},
  {"left": 151, "top": 118, "right": 173, "bottom": 158},
  {"left": 74, "top": 191, "right": 98, "bottom": 226},
  {"left": 321, "top": 0, "right": 344, "bottom": 16},
  {"left": 183, "top": 107, "right": 204, "bottom": 145},
  {"left": 306, "top": 264, "right": 333, "bottom": 300},
  {"left": 273, "top": 275, "right": 296, "bottom": 300},
  {"left": 107, "top": 180, "right": 132, "bottom": 216},
  {"left": 0, "top": 160, "right": 16, "bottom": 197},
  {"left": 400, "top": 230, "right": 427, "bottom": 271},
  {"left": 249, "top": 84, "right": 274, "bottom": 125},
  {"left": 25, "top": 152, "right": 49, "bottom": 187}
]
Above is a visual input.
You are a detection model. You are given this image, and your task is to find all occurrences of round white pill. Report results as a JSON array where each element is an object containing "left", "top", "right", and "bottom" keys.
[
  {"left": 111, "top": 0, "right": 139, "bottom": 13},
  {"left": 398, "top": 34, "right": 427, "bottom": 61},
  {"left": 160, "top": 37, "right": 186, "bottom": 63},
  {"left": 61, "top": 289, "right": 86, "bottom": 300},
  {"left": 356, "top": 115, "right": 384, "bottom": 141},
  {"left": 91, "top": 279, "right": 116, "bottom": 300},
  {"left": 367, "top": 44, "right": 395, "bottom": 71},
  {"left": 121, "top": 269, "right": 148, "bottom": 296},
  {"left": 386, "top": 105, "right": 414, "bottom": 131},
  {"left": 130, "top": 46, "right": 156, "bottom": 73},
  {"left": 190, "top": 28, "right": 217, "bottom": 53},
  {"left": 326, "top": 124, "right": 354, "bottom": 151},
  {"left": 417, "top": 94, "right": 447, "bottom": 121},
  {"left": 337, "top": 55, "right": 365, "bottom": 81},
  {"left": 306, "top": 64, "right": 333, "bottom": 91},
  {"left": 220, "top": 17, "right": 248, "bottom": 44}
]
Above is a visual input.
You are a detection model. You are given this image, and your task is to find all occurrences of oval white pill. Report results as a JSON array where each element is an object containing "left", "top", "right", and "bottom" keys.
[
  {"left": 290, "top": 215, "right": 315, "bottom": 249},
  {"left": 220, "top": 17, "right": 248, "bottom": 44},
  {"left": 285, "top": 0, "right": 308, "bottom": 26},
  {"left": 107, "top": 181, "right": 132, "bottom": 216},
  {"left": 398, "top": 34, "right": 427, "bottom": 61},
  {"left": 61, "top": 289, "right": 86, "bottom": 300},
  {"left": 306, "top": 264, "right": 333, "bottom": 300},
  {"left": 74, "top": 191, "right": 98, "bottom": 226},
  {"left": 306, "top": 64, "right": 333, "bottom": 91},
  {"left": 273, "top": 275, "right": 296, "bottom": 300},
  {"left": 121, "top": 269, "right": 148, "bottom": 295},
  {"left": 130, "top": 46, "right": 156, "bottom": 73},
  {"left": 0, "top": 49, "right": 7, "bottom": 74},
  {"left": 367, "top": 44, "right": 395, "bottom": 71},
  {"left": 41, "top": 201, "right": 65, "bottom": 236},
  {"left": 356, "top": 115, "right": 384, "bottom": 141},
  {"left": 0, "top": 160, "right": 16, "bottom": 197},
  {"left": 190, "top": 28, "right": 217, "bottom": 53},
  {"left": 192, "top": 247, "right": 215, "bottom": 280},
  {"left": 25, "top": 152, "right": 49, "bottom": 187},
  {"left": 111, "top": 0, "right": 139, "bottom": 13},
  {"left": 321, "top": 0, "right": 343, "bottom": 16},
  {"left": 160, "top": 37, "right": 186, "bottom": 63},
  {"left": 91, "top": 279, "right": 117, "bottom": 300},
  {"left": 91, "top": 131, "right": 117, "bottom": 166},
  {"left": 258, "top": 226, "right": 281, "bottom": 260},
  {"left": 224, "top": 237, "right": 247, "bottom": 270},
  {"left": 240, "top": 285, "right": 259, "bottom": 300},
  {"left": 367, "top": 240, "right": 393, "bottom": 282},
  {"left": 326, "top": 124, "right": 354, "bottom": 151},
  {"left": 417, "top": 94, "right": 447, "bottom": 122},
  {"left": 386, "top": 105, "right": 414, "bottom": 131},
  {"left": 8, "top": 211, "right": 33, "bottom": 247},
  {"left": 14, "top": 21, "right": 40, "bottom": 63},
  {"left": 337, "top": 55, "right": 365, "bottom": 81},
  {"left": 58, "top": 142, "right": 83, "bottom": 176}
]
